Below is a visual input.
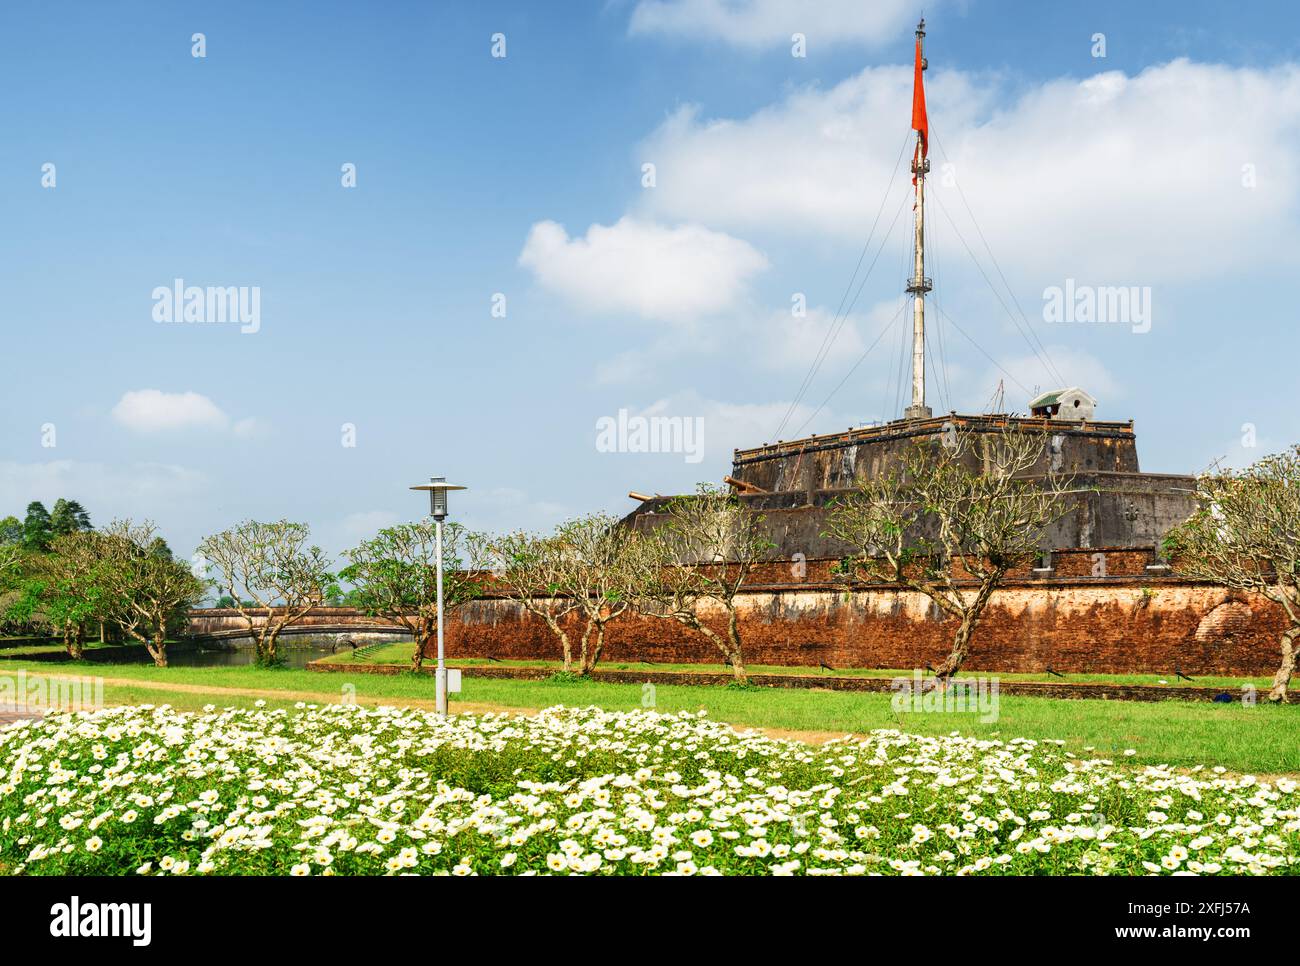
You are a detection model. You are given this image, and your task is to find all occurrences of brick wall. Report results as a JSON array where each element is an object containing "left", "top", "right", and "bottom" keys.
[
  {"left": 186, "top": 573, "right": 1287, "bottom": 676},
  {"left": 444, "top": 580, "right": 1283, "bottom": 677}
]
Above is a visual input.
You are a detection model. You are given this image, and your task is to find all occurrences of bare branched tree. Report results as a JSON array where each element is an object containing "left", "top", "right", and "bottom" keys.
[
  {"left": 630, "top": 484, "right": 773, "bottom": 684},
  {"left": 552, "top": 513, "right": 641, "bottom": 675},
  {"left": 0, "top": 544, "right": 21, "bottom": 638},
  {"left": 487, "top": 529, "right": 584, "bottom": 671},
  {"left": 1164, "top": 446, "right": 1300, "bottom": 702},
  {"left": 0, "top": 543, "right": 19, "bottom": 584},
  {"left": 197, "top": 520, "right": 333, "bottom": 666},
  {"left": 826, "top": 427, "right": 1069, "bottom": 680},
  {"left": 99, "top": 520, "right": 205, "bottom": 668}
]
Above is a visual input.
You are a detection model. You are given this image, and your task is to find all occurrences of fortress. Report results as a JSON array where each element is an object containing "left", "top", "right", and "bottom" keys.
[
  {"left": 190, "top": 21, "right": 1279, "bottom": 681},
  {"left": 624, "top": 410, "right": 1196, "bottom": 566},
  {"left": 436, "top": 19, "right": 1274, "bottom": 680},
  {"left": 192, "top": 399, "right": 1266, "bottom": 680},
  {"left": 625, "top": 19, "right": 1198, "bottom": 584},
  {"left": 619, "top": 19, "right": 1195, "bottom": 574}
]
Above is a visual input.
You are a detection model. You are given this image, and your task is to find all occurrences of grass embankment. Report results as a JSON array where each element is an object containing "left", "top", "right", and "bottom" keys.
[
  {"left": 1, "top": 658, "right": 1297, "bottom": 773},
  {"left": 319, "top": 640, "right": 1274, "bottom": 691},
  {"left": 0, "top": 639, "right": 154, "bottom": 658}
]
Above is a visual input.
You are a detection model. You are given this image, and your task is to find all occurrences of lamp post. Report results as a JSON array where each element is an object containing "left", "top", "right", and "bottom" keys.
[{"left": 409, "top": 476, "right": 466, "bottom": 715}]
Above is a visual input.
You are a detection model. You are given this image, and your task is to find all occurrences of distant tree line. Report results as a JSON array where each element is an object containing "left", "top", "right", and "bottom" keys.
[
  {"left": 1, "top": 500, "right": 204, "bottom": 665},
  {"left": 0, "top": 499, "right": 93, "bottom": 552}
]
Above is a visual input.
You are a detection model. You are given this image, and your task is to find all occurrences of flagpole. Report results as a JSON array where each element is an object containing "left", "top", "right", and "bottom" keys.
[{"left": 905, "top": 18, "right": 933, "bottom": 421}]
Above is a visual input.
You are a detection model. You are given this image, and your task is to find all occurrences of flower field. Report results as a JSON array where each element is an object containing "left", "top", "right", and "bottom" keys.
[{"left": 1, "top": 702, "right": 1298, "bottom": 876}]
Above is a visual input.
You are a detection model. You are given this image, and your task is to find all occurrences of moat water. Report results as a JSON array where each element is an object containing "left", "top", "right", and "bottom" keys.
[
  {"left": 2, "top": 643, "right": 369, "bottom": 670},
  {"left": 161, "top": 646, "right": 335, "bottom": 669}
]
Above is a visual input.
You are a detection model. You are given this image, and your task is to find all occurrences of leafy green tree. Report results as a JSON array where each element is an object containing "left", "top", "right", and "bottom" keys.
[
  {"left": 8, "top": 531, "right": 117, "bottom": 657},
  {"left": 49, "top": 499, "right": 92, "bottom": 537},
  {"left": 0, "top": 544, "right": 33, "bottom": 635},
  {"left": 341, "top": 521, "right": 485, "bottom": 672},
  {"left": 0, "top": 516, "right": 22, "bottom": 545},
  {"left": 22, "top": 502, "right": 52, "bottom": 552}
]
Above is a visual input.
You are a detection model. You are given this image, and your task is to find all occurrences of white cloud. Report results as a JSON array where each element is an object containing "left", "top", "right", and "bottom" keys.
[
  {"left": 594, "top": 348, "right": 658, "bottom": 386},
  {"left": 0, "top": 460, "right": 206, "bottom": 522},
  {"left": 231, "top": 417, "right": 270, "bottom": 440},
  {"left": 634, "top": 391, "right": 854, "bottom": 457},
  {"left": 0, "top": 459, "right": 228, "bottom": 564},
  {"left": 749, "top": 303, "right": 885, "bottom": 372},
  {"left": 458, "top": 487, "right": 572, "bottom": 536},
  {"left": 629, "top": 0, "right": 925, "bottom": 49},
  {"left": 1216, "top": 429, "right": 1281, "bottom": 472},
  {"left": 320, "top": 495, "right": 574, "bottom": 554},
  {"left": 971, "top": 345, "right": 1119, "bottom": 415},
  {"left": 332, "top": 510, "right": 401, "bottom": 548},
  {"left": 518, "top": 217, "right": 769, "bottom": 322},
  {"left": 110, "top": 390, "right": 266, "bottom": 438},
  {"left": 112, "top": 390, "right": 228, "bottom": 433},
  {"left": 590, "top": 298, "right": 899, "bottom": 401},
  {"left": 637, "top": 60, "right": 1300, "bottom": 282},
  {"left": 342, "top": 509, "right": 400, "bottom": 534}
]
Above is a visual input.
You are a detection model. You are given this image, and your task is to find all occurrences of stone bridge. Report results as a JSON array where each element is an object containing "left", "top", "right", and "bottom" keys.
[{"left": 186, "top": 608, "right": 411, "bottom": 645}]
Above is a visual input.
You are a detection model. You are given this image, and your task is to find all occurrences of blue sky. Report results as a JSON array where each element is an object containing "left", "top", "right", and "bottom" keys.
[{"left": 3, "top": 0, "right": 1299, "bottom": 563}]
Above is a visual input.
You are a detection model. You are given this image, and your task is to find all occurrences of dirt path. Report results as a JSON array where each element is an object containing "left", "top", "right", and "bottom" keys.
[
  {"left": 10, "top": 671, "right": 528, "bottom": 718},
  {"left": 8, "top": 672, "right": 1298, "bottom": 779},
  {"left": 6, "top": 670, "right": 859, "bottom": 745}
]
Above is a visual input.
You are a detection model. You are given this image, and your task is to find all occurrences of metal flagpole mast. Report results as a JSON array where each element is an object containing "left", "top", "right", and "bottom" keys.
[{"left": 905, "top": 18, "right": 933, "bottom": 421}]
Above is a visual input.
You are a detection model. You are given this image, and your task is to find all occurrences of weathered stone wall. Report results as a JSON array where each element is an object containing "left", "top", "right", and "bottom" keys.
[
  {"left": 731, "top": 414, "right": 1143, "bottom": 492},
  {"left": 624, "top": 414, "right": 1197, "bottom": 557},
  {"left": 628, "top": 483, "right": 1195, "bottom": 561},
  {"left": 186, "top": 569, "right": 1286, "bottom": 677},
  {"left": 444, "top": 579, "right": 1281, "bottom": 677}
]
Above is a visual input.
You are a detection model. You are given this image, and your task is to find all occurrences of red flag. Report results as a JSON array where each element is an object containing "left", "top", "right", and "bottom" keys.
[{"left": 911, "top": 37, "right": 928, "bottom": 182}]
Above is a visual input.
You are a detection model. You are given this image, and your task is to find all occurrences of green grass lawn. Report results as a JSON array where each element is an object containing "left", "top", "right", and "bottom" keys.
[
  {"left": 317, "top": 640, "right": 1274, "bottom": 690},
  {"left": 2, "top": 657, "right": 1298, "bottom": 774},
  {"left": 0, "top": 638, "right": 155, "bottom": 658}
]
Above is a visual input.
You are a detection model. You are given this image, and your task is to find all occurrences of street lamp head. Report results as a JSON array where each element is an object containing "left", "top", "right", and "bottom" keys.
[{"left": 410, "top": 476, "right": 467, "bottom": 520}]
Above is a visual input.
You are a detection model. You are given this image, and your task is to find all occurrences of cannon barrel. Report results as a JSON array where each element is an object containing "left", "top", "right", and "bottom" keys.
[{"left": 723, "top": 475, "right": 768, "bottom": 495}]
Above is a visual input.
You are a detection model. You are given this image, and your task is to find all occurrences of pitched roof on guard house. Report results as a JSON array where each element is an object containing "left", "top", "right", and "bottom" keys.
[{"left": 1028, "top": 387, "right": 1097, "bottom": 419}]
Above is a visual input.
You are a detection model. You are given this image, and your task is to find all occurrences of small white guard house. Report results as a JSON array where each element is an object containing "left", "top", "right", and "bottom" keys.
[{"left": 1028, "top": 387, "right": 1097, "bottom": 421}]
